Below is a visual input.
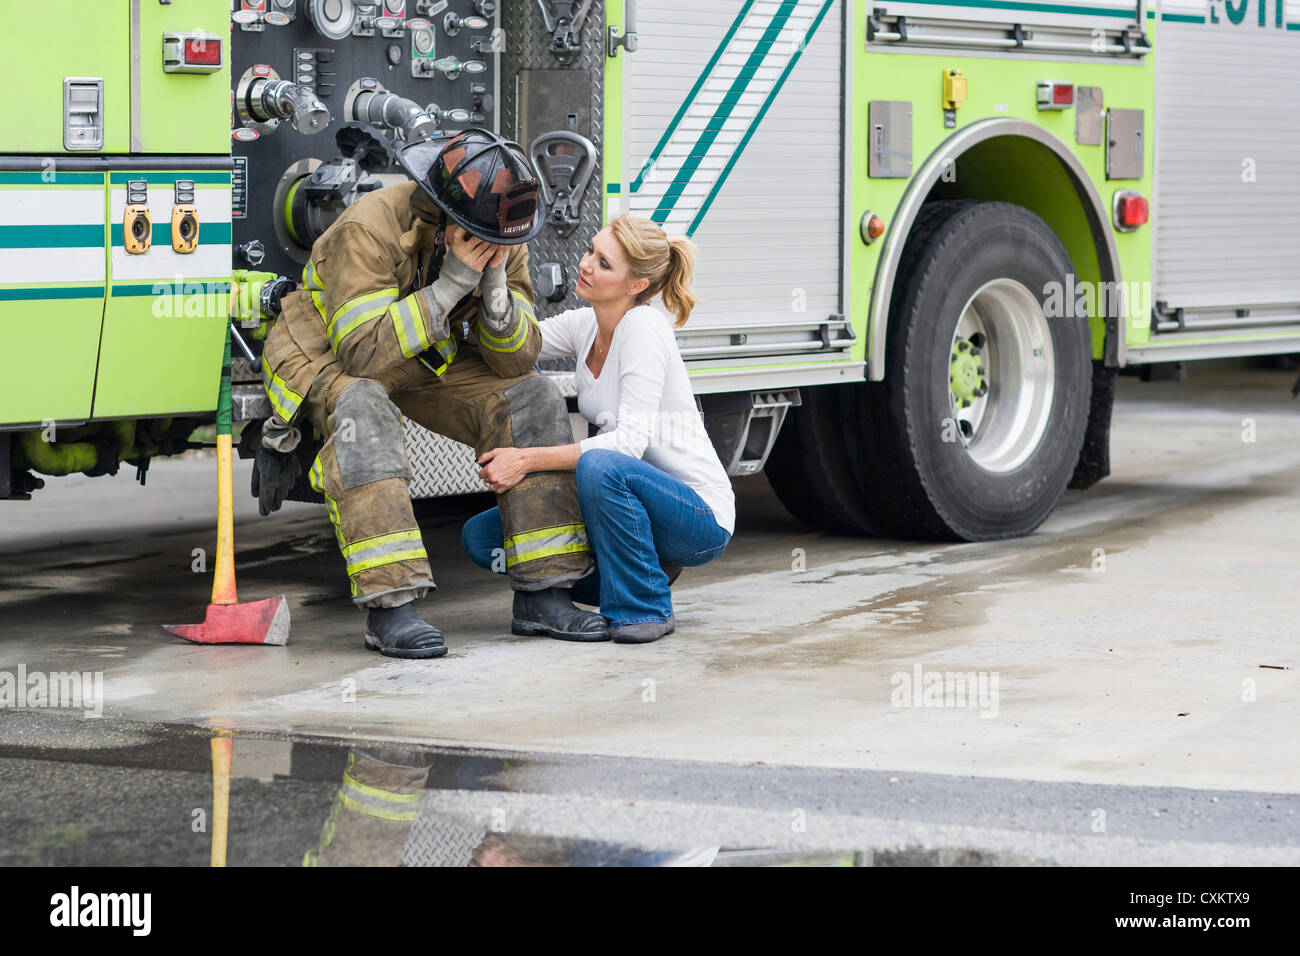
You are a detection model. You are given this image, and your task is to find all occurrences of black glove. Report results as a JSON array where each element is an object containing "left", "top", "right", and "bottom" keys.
[{"left": 251, "top": 443, "right": 302, "bottom": 516}]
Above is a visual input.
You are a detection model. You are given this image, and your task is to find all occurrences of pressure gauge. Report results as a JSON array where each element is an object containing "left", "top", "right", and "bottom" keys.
[{"left": 307, "top": 0, "right": 357, "bottom": 40}]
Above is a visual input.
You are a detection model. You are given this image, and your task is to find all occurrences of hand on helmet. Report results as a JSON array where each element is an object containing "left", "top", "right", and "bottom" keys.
[{"left": 446, "top": 224, "right": 507, "bottom": 272}]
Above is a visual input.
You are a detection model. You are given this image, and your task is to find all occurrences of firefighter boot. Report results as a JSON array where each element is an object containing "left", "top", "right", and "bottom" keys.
[
  {"left": 364, "top": 601, "right": 448, "bottom": 659},
  {"left": 512, "top": 587, "right": 608, "bottom": 642}
]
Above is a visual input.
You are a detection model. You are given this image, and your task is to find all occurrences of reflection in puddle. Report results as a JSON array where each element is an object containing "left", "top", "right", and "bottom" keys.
[
  {"left": 0, "top": 718, "right": 1038, "bottom": 867},
  {"left": 0, "top": 722, "right": 727, "bottom": 867},
  {"left": 302, "top": 745, "right": 717, "bottom": 867}
]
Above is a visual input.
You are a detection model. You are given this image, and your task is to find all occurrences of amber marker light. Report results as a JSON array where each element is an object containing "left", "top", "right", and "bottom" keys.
[{"left": 860, "top": 211, "right": 886, "bottom": 244}]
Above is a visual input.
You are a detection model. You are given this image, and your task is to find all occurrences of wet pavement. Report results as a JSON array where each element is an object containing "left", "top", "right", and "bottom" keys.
[
  {"left": 2, "top": 361, "right": 1299, "bottom": 864},
  {"left": 3, "top": 712, "right": 1296, "bottom": 866}
]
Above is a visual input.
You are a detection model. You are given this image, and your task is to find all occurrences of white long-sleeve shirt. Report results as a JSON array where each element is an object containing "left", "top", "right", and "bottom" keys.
[{"left": 538, "top": 305, "right": 736, "bottom": 535}]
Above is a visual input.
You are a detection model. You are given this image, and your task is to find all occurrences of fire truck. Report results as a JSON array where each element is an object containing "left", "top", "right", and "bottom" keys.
[{"left": 2, "top": 0, "right": 1297, "bottom": 542}]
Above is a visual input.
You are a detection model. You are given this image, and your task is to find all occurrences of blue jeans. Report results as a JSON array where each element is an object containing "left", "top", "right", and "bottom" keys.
[{"left": 461, "top": 449, "right": 730, "bottom": 626}]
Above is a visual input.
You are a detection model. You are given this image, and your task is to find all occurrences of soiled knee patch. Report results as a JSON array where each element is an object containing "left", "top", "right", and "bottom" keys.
[
  {"left": 333, "top": 380, "right": 410, "bottom": 490},
  {"left": 505, "top": 375, "right": 572, "bottom": 448}
]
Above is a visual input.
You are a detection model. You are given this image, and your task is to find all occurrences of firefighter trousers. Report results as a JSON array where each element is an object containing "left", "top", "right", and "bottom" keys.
[
  {"left": 302, "top": 747, "right": 430, "bottom": 867},
  {"left": 303, "top": 350, "right": 592, "bottom": 607}
]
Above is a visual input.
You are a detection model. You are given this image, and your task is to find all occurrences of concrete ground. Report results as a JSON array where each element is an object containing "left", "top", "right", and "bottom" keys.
[{"left": 2, "top": 360, "right": 1298, "bottom": 863}]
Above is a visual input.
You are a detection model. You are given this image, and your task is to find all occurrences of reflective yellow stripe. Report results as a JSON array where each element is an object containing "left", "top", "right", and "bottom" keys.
[
  {"left": 511, "top": 288, "right": 537, "bottom": 324},
  {"left": 302, "top": 794, "right": 343, "bottom": 867},
  {"left": 388, "top": 292, "right": 432, "bottom": 358},
  {"left": 506, "top": 524, "right": 587, "bottom": 548},
  {"left": 421, "top": 356, "right": 452, "bottom": 377},
  {"left": 310, "top": 289, "right": 327, "bottom": 324},
  {"left": 342, "top": 771, "right": 421, "bottom": 804},
  {"left": 341, "top": 529, "right": 424, "bottom": 560},
  {"left": 302, "top": 259, "right": 324, "bottom": 291},
  {"left": 507, "top": 541, "right": 589, "bottom": 567},
  {"left": 348, "top": 549, "right": 427, "bottom": 576},
  {"left": 338, "top": 792, "right": 418, "bottom": 822},
  {"left": 309, "top": 456, "right": 346, "bottom": 552},
  {"left": 416, "top": 334, "right": 459, "bottom": 377},
  {"left": 476, "top": 315, "right": 534, "bottom": 354},
  {"left": 503, "top": 523, "right": 589, "bottom": 567},
  {"left": 433, "top": 335, "right": 458, "bottom": 364},
  {"left": 328, "top": 287, "right": 398, "bottom": 350},
  {"left": 343, "top": 529, "right": 428, "bottom": 577},
  {"left": 261, "top": 353, "right": 303, "bottom": 423}
]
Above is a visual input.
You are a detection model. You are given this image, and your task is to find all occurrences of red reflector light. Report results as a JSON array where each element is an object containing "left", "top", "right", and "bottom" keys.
[
  {"left": 1053, "top": 83, "right": 1074, "bottom": 105},
  {"left": 184, "top": 38, "right": 221, "bottom": 66},
  {"left": 1117, "top": 194, "right": 1149, "bottom": 228}
]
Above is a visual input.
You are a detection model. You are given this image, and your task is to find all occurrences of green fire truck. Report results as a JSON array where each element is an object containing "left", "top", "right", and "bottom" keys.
[{"left": 3, "top": 0, "right": 1297, "bottom": 542}]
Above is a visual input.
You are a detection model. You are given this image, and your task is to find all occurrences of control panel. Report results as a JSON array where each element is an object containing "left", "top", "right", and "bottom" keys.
[{"left": 229, "top": 0, "right": 502, "bottom": 277}]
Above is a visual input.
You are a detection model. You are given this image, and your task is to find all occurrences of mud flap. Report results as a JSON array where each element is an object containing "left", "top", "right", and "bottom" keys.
[{"left": 1069, "top": 360, "right": 1117, "bottom": 490}]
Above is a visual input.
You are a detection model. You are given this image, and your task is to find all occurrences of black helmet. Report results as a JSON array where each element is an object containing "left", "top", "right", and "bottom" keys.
[{"left": 397, "top": 129, "right": 543, "bottom": 244}]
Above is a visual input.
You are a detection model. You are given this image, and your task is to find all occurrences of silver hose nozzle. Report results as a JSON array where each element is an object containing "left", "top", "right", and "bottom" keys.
[{"left": 253, "top": 79, "right": 331, "bottom": 135}]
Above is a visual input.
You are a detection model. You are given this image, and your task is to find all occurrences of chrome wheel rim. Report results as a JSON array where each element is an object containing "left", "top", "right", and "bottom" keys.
[{"left": 947, "top": 278, "right": 1056, "bottom": 474}]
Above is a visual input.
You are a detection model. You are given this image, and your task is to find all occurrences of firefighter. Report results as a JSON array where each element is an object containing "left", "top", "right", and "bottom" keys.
[
  {"left": 302, "top": 746, "right": 431, "bottom": 867},
  {"left": 253, "top": 129, "right": 605, "bottom": 657}
]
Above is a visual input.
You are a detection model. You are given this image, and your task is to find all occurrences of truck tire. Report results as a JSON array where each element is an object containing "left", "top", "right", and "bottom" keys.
[
  {"left": 764, "top": 383, "right": 884, "bottom": 535},
  {"left": 852, "top": 200, "right": 1092, "bottom": 540}
]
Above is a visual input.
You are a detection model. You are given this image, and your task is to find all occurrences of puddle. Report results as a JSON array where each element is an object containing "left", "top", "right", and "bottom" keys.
[{"left": 0, "top": 715, "right": 1047, "bottom": 867}]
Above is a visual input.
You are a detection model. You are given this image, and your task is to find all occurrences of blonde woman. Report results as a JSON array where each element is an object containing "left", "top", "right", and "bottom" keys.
[{"left": 462, "top": 216, "right": 735, "bottom": 643}]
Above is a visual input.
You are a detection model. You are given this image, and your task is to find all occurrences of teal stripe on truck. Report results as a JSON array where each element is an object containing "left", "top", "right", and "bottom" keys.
[{"left": 0, "top": 224, "right": 103, "bottom": 248}]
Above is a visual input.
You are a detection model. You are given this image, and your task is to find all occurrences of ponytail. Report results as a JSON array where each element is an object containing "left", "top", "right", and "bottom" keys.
[
  {"left": 608, "top": 215, "right": 701, "bottom": 328},
  {"left": 660, "top": 235, "right": 699, "bottom": 328}
]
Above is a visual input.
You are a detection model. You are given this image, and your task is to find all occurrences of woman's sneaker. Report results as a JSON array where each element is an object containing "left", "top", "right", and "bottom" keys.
[{"left": 610, "top": 615, "right": 676, "bottom": 644}]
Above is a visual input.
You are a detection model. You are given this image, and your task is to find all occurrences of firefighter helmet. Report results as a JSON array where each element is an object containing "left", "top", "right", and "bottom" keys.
[{"left": 397, "top": 129, "right": 543, "bottom": 245}]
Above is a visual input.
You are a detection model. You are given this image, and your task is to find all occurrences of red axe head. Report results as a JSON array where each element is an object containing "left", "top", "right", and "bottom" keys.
[{"left": 164, "top": 596, "right": 290, "bottom": 646}]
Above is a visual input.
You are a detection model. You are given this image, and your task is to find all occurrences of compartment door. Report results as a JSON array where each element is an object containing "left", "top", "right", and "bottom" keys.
[
  {"left": 1153, "top": 1, "right": 1300, "bottom": 310},
  {"left": 0, "top": 1, "right": 130, "bottom": 154},
  {"left": 94, "top": 166, "right": 232, "bottom": 419},
  {"left": 622, "top": 0, "right": 846, "bottom": 371},
  {"left": 0, "top": 165, "right": 107, "bottom": 426}
]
